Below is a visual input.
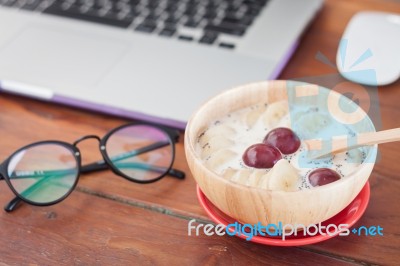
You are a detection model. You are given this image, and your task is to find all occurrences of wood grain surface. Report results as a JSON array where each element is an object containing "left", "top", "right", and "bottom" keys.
[{"left": 1, "top": 0, "right": 400, "bottom": 265}]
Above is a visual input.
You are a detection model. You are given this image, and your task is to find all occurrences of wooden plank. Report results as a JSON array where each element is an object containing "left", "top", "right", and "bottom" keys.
[
  {"left": 0, "top": 183, "right": 356, "bottom": 265},
  {"left": 1, "top": 87, "right": 399, "bottom": 265}
]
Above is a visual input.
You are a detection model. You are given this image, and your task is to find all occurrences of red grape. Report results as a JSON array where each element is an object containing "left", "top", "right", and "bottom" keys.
[
  {"left": 263, "top": 127, "right": 301, "bottom": 155},
  {"left": 308, "top": 168, "right": 341, "bottom": 187},
  {"left": 242, "top": 143, "right": 282, "bottom": 169}
]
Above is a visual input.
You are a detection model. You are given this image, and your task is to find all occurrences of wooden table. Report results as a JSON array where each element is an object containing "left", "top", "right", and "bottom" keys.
[{"left": 1, "top": 0, "right": 399, "bottom": 265}]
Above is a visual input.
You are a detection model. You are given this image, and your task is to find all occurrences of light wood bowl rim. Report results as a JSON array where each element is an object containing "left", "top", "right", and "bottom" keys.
[{"left": 185, "top": 80, "right": 377, "bottom": 195}]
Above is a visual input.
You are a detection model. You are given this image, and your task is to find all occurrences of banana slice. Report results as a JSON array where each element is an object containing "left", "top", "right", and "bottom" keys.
[
  {"left": 263, "top": 101, "right": 289, "bottom": 128},
  {"left": 241, "top": 104, "right": 266, "bottom": 129},
  {"left": 230, "top": 169, "right": 252, "bottom": 185},
  {"left": 198, "top": 124, "right": 236, "bottom": 147},
  {"left": 200, "top": 135, "right": 234, "bottom": 159},
  {"left": 259, "top": 169, "right": 272, "bottom": 189},
  {"left": 347, "top": 148, "right": 363, "bottom": 164},
  {"left": 293, "top": 111, "right": 331, "bottom": 139},
  {"left": 333, "top": 147, "right": 363, "bottom": 170},
  {"left": 228, "top": 169, "right": 269, "bottom": 187},
  {"left": 205, "top": 149, "right": 236, "bottom": 171},
  {"left": 276, "top": 113, "right": 292, "bottom": 128},
  {"left": 246, "top": 169, "right": 269, "bottom": 187},
  {"left": 266, "top": 159, "right": 300, "bottom": 191},
  {"left": 221, "top": 168, "right": 237, "bottom": 179}
]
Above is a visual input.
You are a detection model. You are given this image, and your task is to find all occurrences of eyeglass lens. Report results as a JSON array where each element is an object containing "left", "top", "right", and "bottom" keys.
[
  {"left": 105, "top": 125, "right": 174, "bottom": 182},
  {"left": 6, "top": 143, "right": 79, "bottom": 204}
]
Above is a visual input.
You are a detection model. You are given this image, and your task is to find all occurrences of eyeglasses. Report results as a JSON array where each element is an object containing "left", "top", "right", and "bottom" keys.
[{"left": 0, "top": 123, "right": 185, "bottom": 212}]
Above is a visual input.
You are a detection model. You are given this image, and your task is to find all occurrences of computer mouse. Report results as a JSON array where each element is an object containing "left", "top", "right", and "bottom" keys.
[{"left": 337, "top": 11, "right": 400, "bottom": 86}]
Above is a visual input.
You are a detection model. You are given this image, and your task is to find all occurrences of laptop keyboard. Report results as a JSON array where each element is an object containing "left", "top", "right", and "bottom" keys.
[{"left": 0, "top": 0, "right": 269, "bottom": 49}]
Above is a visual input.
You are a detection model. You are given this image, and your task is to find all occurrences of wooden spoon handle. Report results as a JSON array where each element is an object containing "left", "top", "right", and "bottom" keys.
[
  {"left": 356, "top": 128, "right": 400, "bottom": 147},
  {"left": 305, "top": 128, "right": 400, "bottom": 158}
]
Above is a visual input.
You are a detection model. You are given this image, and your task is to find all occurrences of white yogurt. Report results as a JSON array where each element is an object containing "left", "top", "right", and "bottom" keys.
[{"left": 195, "top": 103, "right": 368, "bottom": 190}]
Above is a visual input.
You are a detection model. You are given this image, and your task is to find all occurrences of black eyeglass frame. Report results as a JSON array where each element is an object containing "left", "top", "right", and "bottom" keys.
[{"left": 0, "top": 122, "right": 185, "bottom": 212}]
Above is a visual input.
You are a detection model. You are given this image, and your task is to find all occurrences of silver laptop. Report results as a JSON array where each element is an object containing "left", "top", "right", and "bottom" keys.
[{"left": 0, "top": 0, "right": 322, "bottom": 129}]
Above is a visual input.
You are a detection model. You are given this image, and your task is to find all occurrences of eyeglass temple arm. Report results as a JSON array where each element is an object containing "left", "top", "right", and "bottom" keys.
[
  {"left": 81, "top": 140, "right": 185, "bottom": 179},
  {"left": 3, "top": 139, "right": 186, "bottom": 212},
  {"left": 3, "top": 173, "right": 50, "bottom": 212},
  {"left": 4, "top": 161, "right": 186, "bottom": 212},
  {"left": 4, "top": 169, "right": 184, "bottom": 213},
  {"left": 0, "top": 173, "right": 17, "bottom": 212},
  {"left": 0, "top": 174, "right": 18, "bottom": 212},
  {"left": 80, "top": 161, "right": 185, "bottom": 179},
  {"left": 4, "top": 197, "right": 20, "bottom": 212}
]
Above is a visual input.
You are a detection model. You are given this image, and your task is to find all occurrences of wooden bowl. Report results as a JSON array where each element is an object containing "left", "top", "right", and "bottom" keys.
[{"left": 185, "top": 80, "right": 377, "bottom": 226}]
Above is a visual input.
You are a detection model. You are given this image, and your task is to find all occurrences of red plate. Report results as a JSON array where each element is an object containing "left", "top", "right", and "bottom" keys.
[{"left": 196, "top": 182, "right": 370, "bottom": 246}]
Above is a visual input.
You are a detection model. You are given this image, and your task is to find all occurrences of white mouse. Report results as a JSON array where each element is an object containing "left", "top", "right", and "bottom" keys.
[{"left": 337, "top": 11, "right": 400, "bottom": 86}]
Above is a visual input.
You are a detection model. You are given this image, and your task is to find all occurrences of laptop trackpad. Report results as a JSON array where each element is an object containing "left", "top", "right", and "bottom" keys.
[{"left": 0, "top": 26, "right": 128, "bottom": 88}]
